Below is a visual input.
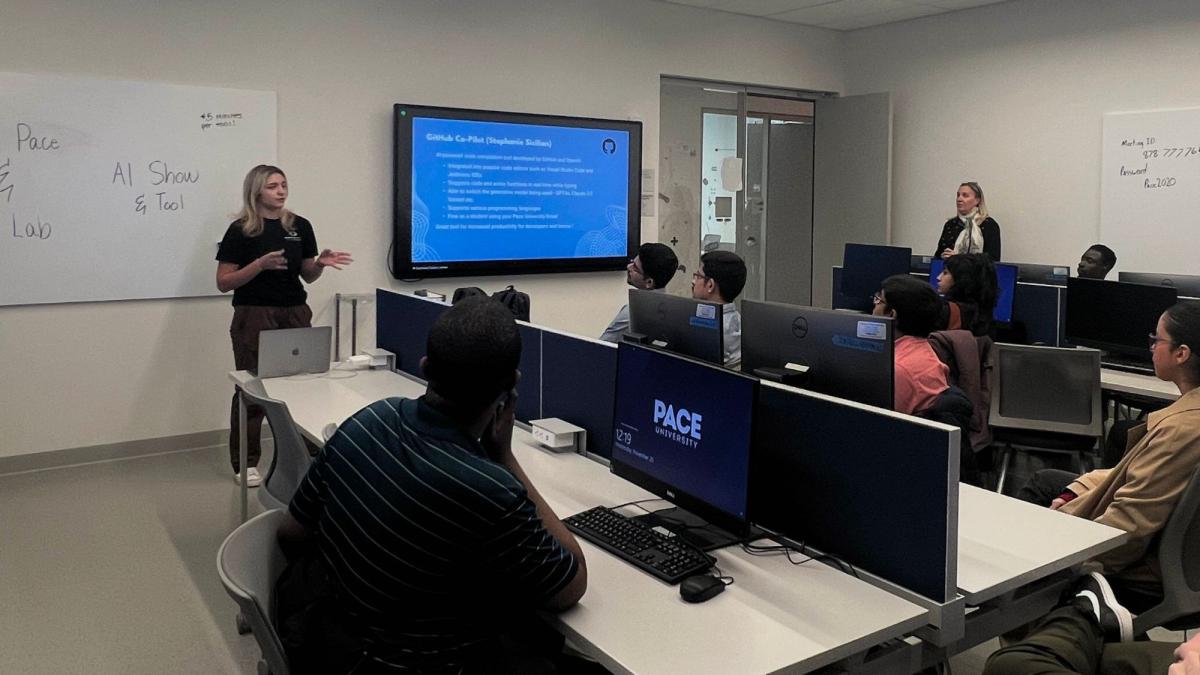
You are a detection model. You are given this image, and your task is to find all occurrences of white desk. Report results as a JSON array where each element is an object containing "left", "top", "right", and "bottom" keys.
[
  {"left": 1101, "top": 368, "right": 1179, "bottom": 402},
  {"left": 248, "top": 368, "right": 930, "bottom": 675},
  {"left": 243, "top": 368, "right": 1135, "bottom": 672},
  {"left": 956, "top": 485, "right": 1126, "bottom": 605}
]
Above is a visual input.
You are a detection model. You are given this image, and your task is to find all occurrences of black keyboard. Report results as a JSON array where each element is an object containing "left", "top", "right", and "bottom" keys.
[{"left": 564, "top": 506, "right": 715, "bottom": 584}]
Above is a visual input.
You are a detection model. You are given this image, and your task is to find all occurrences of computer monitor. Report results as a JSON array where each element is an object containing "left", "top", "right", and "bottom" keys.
[
  {"left": 929, "top": 258, "right": 1018, "bottom": 324},
  {"left": 910, "top": 254, "right": 934, "bottom": 274},
  {"left": 740, "top": 300, "right": 894, "bottom": 410},
  {"left": 749, "top": 381, "right": 958, "bottom": 602},
  {"left": 611, "top": 342, "right": 757, "bottom": 549},
  {"left": 1065, "top": 277, "right": 1177, "bottom": 360},
  {"left": 1119, "top": 272, "right": 1200, "bottom": 299},
  {"left": 840, "top": 243, "right": 913, "bottom": 312},
  {"left": 1014, "top": 261, "right": 1071, "bottom": 286},
  {"left": 626, "top": 288, "right": 724, "bottom": 365}
]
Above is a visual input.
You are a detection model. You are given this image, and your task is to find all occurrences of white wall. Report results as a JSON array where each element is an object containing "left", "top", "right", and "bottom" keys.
[
  {"left": 844, "top": 0, "right": 1200, "bottom": 266},
  {"left": 0, "top": 0, "right": 844, "bottom": 458}
]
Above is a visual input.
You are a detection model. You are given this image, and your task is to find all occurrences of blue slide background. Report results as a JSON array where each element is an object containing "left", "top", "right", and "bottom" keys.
[{"left": 411, "top": 117, "right": 630, "bottom": 263}]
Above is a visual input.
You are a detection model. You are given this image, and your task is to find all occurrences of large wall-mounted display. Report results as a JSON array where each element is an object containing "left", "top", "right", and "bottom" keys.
[{"left": 393, "top": 104, "right": 641, "bottom": 278}]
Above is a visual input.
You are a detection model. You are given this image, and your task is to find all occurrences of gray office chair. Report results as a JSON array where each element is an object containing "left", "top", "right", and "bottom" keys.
[
  {"left": 217, "top": 509, "right": 291, "bottom": 675},
  {"left": 1133, "top": 465, "right": 1200, "bottom": 635},
  {"left": 240, "top": 382, "right": 314, "bottom": 511},
  {"left": 990, "top": 343, "right": 1103, "bottom": 494}
]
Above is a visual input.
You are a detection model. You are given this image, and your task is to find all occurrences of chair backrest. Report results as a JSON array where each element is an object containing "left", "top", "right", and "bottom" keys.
[
  {"left": 929, "top": 330, "right": 994, "bottom": 450},
  {"left": 216, "top": 509, "right": 291, "bottom": 675},
  {"left": 988, "top": 343, "right": 1102, "bottom": 437},
  {"left": 1135, "top": 464, "right": 1200, "bottom": 633},
  {"left": 241, "top": 383, "right": 313, "bottom": 511}
]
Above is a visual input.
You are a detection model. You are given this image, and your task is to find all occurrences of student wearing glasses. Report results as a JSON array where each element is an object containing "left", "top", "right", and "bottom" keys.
[
  {"left": 691, "top": 250, "right": 747, "bottom": 369},
  {"left": 935, "top": 181, "right": 1001, "bottom": 262},
  {"left": 600, "top": 242, "right": 679, "bottom": 343},
  {"left": 1015, "top": 301, "right": 1200, "bottom": 613},
  {"left": 873, "top": 275, "right": 950, "bottom": 415}
]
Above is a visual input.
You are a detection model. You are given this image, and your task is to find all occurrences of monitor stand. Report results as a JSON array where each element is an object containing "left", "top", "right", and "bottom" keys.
[{"left": 631, "top": 507, "right": 749, "bottom": 552}]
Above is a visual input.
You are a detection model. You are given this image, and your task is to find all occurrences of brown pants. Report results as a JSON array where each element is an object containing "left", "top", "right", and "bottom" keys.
[{"left": 229, "top": 304, "right": 313, "bottom": 472}]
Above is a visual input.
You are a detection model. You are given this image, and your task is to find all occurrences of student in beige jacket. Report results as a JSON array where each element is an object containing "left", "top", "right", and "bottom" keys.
[{"left": 1017, "top": 301, "right": 1200, "bottom": 611}]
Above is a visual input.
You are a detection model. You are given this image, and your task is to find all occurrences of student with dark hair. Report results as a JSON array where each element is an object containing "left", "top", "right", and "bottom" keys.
[
  {"left": 935, "top": 181, "right": 1002, "bottom": 262},
  {"left": 1078, "top": 244, "right": 1118, "bottom": 280},
  {"left": 1016, "top": 301, "right": 1200, "bottom": 613},
  {"left": 692, "top": 250, "right": 747, "bottom": 368},
  {"left": 278, "top": 298, "right": 592, "bottom": 674},
  {"left": 873, "top": 274, "right": 950, "bottom": 415},
  {"left": 937, "top": 253, "right": 999, "bottom": 337},
  {"left": 600, "top": 242, "right": 679, "bottom": 342}
]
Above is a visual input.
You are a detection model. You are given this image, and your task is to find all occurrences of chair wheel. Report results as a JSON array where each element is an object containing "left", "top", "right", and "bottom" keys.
[{"left": 236, "top": 613, "right": 251, "bottom": 635}]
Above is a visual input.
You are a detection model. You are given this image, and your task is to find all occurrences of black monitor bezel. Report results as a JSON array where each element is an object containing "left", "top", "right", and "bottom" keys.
[
  {"left": 841, "top": 243, "right": 913, "bottom": 311},
  {"left": 610, "top": 342, "right": 758, "bottom": 537},
  {"left": 392, "top": 103, "right": 642, "bottom": 279},
  {"left": 626, "top": 288, "right": 725, "bottom": 365},
  {"left": 1118, "top": 271, "right": 1200, "bottom": 298},
  {"left": 1064, "top": 277, "right": 1178, "bottom": 359},
  {"left": 740, "top": 299, "right": 895, "bottom": 410}
]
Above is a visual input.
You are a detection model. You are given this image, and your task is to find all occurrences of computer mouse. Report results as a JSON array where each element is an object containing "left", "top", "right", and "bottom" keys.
[{"left": 679, "top": 574, "right": 725, "bottom": 603}]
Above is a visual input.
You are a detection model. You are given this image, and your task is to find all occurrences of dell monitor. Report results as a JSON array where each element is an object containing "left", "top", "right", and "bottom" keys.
[
  {"left": 611, "top": 342, "right": 757, "bottom": 549},
  {"left": 1014, "top": 261, "right": 1071, "bottom": 286},
  {"left": 840, "top": 243, "right": 913, "bottom": 312},
  {"left": 626, "top": 288, "right": 724, "bottom": 365},
  {"left": 910, "top": 254, "right": 934, "bottom": 274},
  {"left": 929, "top": 258, "right": 1018, "bottom": 324},
  {"left": 1065, "top": 277, "right": 1177, "bottom": 363},
  {"left": 741, "top": 300, "right": 895, "bottom": 410},
  {"left": 1119, "top": 272, "right": 1200, "bottom": 299}
]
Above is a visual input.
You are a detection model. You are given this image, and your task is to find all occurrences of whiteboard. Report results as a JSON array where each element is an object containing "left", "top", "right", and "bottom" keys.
[
  {"left": 0, "top": 72, "right": 276, "bottom": 306},
  {"left": 1101, "top": 107, "right": 1200, "bottom": 276}
]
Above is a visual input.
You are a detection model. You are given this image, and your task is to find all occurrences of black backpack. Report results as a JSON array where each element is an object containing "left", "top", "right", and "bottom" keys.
[
  {"left": 491, "top": 285, "right": 531, "bottom": 321},
  {"left": 450, "top": 286, "right": 488, "bottom": 304}
]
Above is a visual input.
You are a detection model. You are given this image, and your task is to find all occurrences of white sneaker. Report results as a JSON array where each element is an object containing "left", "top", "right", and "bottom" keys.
[{"left": 234, "top": 467, "right": 263, "bottom": 488}]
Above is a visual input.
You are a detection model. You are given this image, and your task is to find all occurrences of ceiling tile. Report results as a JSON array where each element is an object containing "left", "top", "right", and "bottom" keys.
[
  {"left": 710, "top": 0, "right": 840, "bottom": 16},
  {"left": 920, "top": 0, "right": 1009, "bottom": 9},
  {"left": 818, "top": 3, "right": 944, "bottom": 29},
  {"left": 660, "top": 0, "right": 1013, "bottom": 30}
]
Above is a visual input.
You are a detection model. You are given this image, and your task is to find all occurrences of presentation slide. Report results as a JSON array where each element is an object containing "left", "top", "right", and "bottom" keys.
[
  {"left": 410, "top": 117, "right": 631, "bottom": 263},
  {"left": 612, "top": 346, "right": 755, "bottom": 519}
]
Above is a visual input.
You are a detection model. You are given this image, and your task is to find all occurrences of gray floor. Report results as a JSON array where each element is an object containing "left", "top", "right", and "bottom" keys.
[
  {"left": 0, "top": 444, "right": 1186, "bottom": 674},
  {"left": 0, "top": 444, "right": 263, "bottom": 674}
]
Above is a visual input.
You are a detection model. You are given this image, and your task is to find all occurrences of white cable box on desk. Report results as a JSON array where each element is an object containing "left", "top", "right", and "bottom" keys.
[{"left": 529, "top": 418, "right": 586, "bottom": 454}]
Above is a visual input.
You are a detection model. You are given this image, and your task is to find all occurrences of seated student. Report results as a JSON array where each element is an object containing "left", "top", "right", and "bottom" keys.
[
  {"left": 600, "top": 242, "right": 679, "bottom": 342},
  {"left": 936, "top": 252, "right": 999, "bottom": 337},
  {"left": 1016, "top": 301, "right": 1200, "bottom": 612},
  {"left": 277, "top": 298, "right": 593, "bottom": 675},
  {"left": 691, "top": 250, "right": 747, "bottom": 368},
  {"left": 1078, "top": 243, "right": 1118, "bottom": 280},
  {"left": 984, "top": 572, "right": 1200, "bottom": 675},
  {"left": 873, "top": 274, "right": 950, "bottom": 415}
]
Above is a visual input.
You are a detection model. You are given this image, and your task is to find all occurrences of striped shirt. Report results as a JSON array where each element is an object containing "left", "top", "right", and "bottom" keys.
[{"left": 289, "top": 397, "right": 579, "bottom": 672}]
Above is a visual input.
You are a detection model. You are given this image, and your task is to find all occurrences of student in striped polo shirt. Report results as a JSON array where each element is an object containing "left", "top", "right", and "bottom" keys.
[{"left": 279, "top": 298, "right": 595, "bottom": 674}]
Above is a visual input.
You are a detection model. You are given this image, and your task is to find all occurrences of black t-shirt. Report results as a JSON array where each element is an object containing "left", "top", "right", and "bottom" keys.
[{"left": 216, "top": 216, "right": 318, "bottom": 306}]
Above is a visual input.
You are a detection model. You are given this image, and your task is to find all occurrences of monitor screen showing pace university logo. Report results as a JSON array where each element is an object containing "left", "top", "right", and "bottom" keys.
[{"left": 612, "top": 343, "right": 757, "bottom": 520}]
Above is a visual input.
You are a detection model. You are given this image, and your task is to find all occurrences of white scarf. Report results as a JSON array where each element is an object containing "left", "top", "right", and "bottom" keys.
[{"left": 953, "top": 209, "right": 986, "bottom": 255}]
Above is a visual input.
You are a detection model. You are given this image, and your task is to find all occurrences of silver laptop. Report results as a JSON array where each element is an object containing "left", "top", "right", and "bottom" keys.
[{"left": 256, "top": 326, "right": 332, "bottom": 378}]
